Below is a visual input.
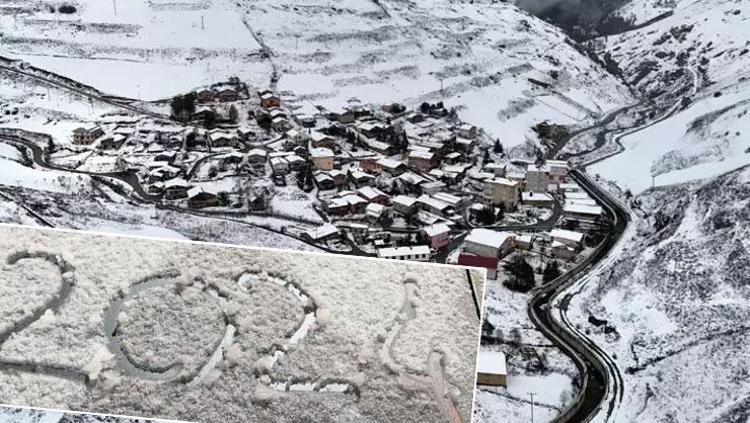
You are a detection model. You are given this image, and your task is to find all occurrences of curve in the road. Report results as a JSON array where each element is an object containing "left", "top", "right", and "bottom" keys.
[{"left": 528, "top": 169, "right": 629, "bottom": 422}]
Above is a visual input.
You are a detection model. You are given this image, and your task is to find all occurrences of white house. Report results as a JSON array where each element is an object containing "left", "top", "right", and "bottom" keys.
[
  {"left": 377, "top": 157, "right": 407, "bottom": 175},
  {"left": 550, "top": 228, "right": 585, "bottom": 248},
  {"left": 311, "top": 147, "right": 335, "bottom": 171},
  {"left": 392, "top": 195, "right": 418, "bottom": 215},
  {"left": 515, "top": 234, "right": 534, "bottom": 250},
  {"left": 269, "top": 157, "right": 289, "bottom": 175},
  {"left": 246, "top": 148, "right": 268, "bottom": 164},
  {"left": 563, "top": 203, "right": 603, "bottom": 220},
  {"left": 305, "top": 223, "right": 340, "bottom": 242},
  {"left": 377, "top": 245, "right": 431, "bottom": 262},
  {"left": 365, "top": 202, "right": 388, "bottom": 222},
  {"left": 163, "top": 178, "right": 191, "bottom": 200},
  {"left": 422, "top": 223, "right": 451, "bottom": 249},
  {"left": 417, "top": 194, "right": 453, "bottom": 217},
  {"left": 522, "top": 191, "right": 554, "bottom": 207},
  {"left": 484, "top": 178, "right": 520, "bottom": 209},
  {"left": 420, "top": 180, "right": 447, "bottom": 196}
]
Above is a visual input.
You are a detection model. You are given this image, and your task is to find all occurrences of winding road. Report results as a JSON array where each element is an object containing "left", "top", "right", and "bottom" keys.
[
  {"left": 528, "top": 169, "right": 629, "bottom": 422},
  {"left": 525, "top": 66, "right": 699, "bottom": 422}
]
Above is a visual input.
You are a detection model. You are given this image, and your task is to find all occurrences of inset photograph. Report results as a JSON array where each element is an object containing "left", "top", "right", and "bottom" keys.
[{"left": 0, "top": 224, "right": 482, "bottom": 423}]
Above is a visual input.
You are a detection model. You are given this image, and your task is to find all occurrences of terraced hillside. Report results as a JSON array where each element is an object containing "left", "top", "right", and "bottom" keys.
[{"left": 0, "top": 0, "right": 633, "bottom": 148}]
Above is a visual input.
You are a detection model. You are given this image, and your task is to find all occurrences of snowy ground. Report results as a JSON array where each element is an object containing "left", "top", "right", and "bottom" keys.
[
  {"left": 0, "top": 0, "right": 269, "bottom": 100},
  {"left": 591, "top": 0, "right": 750, "bottom": 193},
  {"left": 0, "top": 405, "right": 180, "bottom": 422},
  {"left": 0, "top": 224, "right": 481, "bottom": 423},
  {"left": 473, "top": 280, "right": 578, "bottom": 423},
  {"left": 591, "top": 74, "right": 750, "bottom": 194}
]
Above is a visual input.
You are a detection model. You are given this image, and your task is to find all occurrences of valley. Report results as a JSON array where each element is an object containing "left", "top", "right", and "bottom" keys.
[{"left": 0, "top": 0, "right": 748, "bottom": 422}]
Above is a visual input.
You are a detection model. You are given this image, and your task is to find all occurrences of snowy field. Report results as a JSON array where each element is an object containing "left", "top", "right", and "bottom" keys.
[
  {"left": 0, "top": 0, "right": 269, "bottom": 100},
  {"left": 0, "top": 224, "right": 482, "bottom": 423},
  {"left": 592, "top": 0, "right": 750, "bottom": 193},
  {"left": 591, "top": 77, "right": 750, "bottom": 193}
]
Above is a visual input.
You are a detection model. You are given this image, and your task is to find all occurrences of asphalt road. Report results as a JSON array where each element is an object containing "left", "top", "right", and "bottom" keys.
[
  {"left": 528, "top": 169, "right": 629, "bottom": 422},
  {"left": 526, "top": 66, "right": 699, "bottom": 423}
]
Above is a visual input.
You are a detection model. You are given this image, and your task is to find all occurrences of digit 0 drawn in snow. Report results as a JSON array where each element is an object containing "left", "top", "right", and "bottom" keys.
[
  {"left": 379, "top": 277, "right": 464, "bottom": 423},
  {"left": 0, "top": 251, "right": 88, "bottom": 383},
  {"left": 102, "top": 269, "right": 234, "bottom": 384}
]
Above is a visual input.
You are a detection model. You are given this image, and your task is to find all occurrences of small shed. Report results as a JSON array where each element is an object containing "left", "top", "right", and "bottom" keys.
[{"left": 476, "top": 351, "right": 507, "bottom": 386}]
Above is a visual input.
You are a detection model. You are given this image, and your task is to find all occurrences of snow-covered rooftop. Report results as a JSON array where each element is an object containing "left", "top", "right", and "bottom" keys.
[
  {"left": 563, "top": 203, "right": 603, "bottom": 216},
  {"left": 465, "top": 229, "right": 514, "bottom": 249},
  {"left": 423, "top": 223, "right": 451, "bottom": 238},
  {"left": 487, "top": 177, "right": 519, "bottom": 187},
  {"left": 477, "top": 351, "right": 506, "bottom": 376},
  {"left": 377, "top": 245, "right": 431, "bottom": 258},
  {"left": 550, "top": 229, "right": 585, "bottom": 244},
  {"left": 311, "top": 147, "right": 334, "bottom": 158},
  {"left": 392, "top": 195, "right": 417, "bottom": 208},
  {"left": 306, "top": 223, "right": 339, "bottom": 240}
]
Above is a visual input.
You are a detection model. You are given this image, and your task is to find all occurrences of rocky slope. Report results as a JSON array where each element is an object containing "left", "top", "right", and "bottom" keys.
[
  {"left": 588, "top": 0, "right": 750, "bottom": 192},
  {"left": 568, "top": 164, "right": 750, "bottom": 422}
]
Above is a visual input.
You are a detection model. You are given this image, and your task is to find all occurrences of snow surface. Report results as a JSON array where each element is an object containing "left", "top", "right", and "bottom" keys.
[
  {"left": 0, "top": 224, "right": 481, "bottom": 423},
  {"left": 592, "top": 0, "right": 750, "bottom": 192}
]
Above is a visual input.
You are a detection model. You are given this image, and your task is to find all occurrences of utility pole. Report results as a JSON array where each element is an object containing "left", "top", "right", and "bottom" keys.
[
  {"left": 201, "top": 16, "right": 205, "bottom": 30},
  {"left": 112, "top": 0, "right": 117, "bottom": 16},
  {"left": 651, "top": 174, "right": 655, "bottom": 189},
  {"left": 529, "top": 393, "right": 535, "bottom": 423},
  {"left": 295, "top": 34, "right": 300, "bottom": 50}
]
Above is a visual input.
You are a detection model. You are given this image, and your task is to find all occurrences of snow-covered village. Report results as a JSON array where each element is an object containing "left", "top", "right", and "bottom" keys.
[
  {"left": 1, "top": 0, "right": 749, "bottom": 422},
  {"left": 22, "top": 75, "right": 607, "bottom": 275}
]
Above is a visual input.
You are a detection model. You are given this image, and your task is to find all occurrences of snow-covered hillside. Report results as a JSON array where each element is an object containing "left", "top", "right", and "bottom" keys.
[
  {"left": 0, "top": 0, "right": 633, "bottom": 148},
  {"left": 567, "top": 165, "right": 750, "bottom": 422},
  {"left": 590, "top": 0, "right": 750, "bottom": 192},
  {"left": 0, "top": 0, "right": 270, "bottom": 99}
]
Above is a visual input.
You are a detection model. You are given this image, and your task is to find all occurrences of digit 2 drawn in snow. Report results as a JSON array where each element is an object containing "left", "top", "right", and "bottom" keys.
[{"left": 0, "top": 251, "right": 87, "bottom": 383}]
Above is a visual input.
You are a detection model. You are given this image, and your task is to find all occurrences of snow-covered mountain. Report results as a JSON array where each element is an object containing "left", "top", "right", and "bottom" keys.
[
  {"left": 567, "top": 164, "right": 750, "bottom": 422},
  {"left": 589, "top": 0, "right": 750, "bottom": 192},
  {"left": 0, "top": 0, "right": 633, "bottom": 147}
]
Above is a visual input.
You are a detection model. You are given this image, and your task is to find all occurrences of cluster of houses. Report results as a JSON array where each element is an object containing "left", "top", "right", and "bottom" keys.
[
  {"left": 454, "top": 172, "right": 602, "bottom": 278},
  {"left": 64, "top": 78, "right": 606, "bottom": 273}
]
